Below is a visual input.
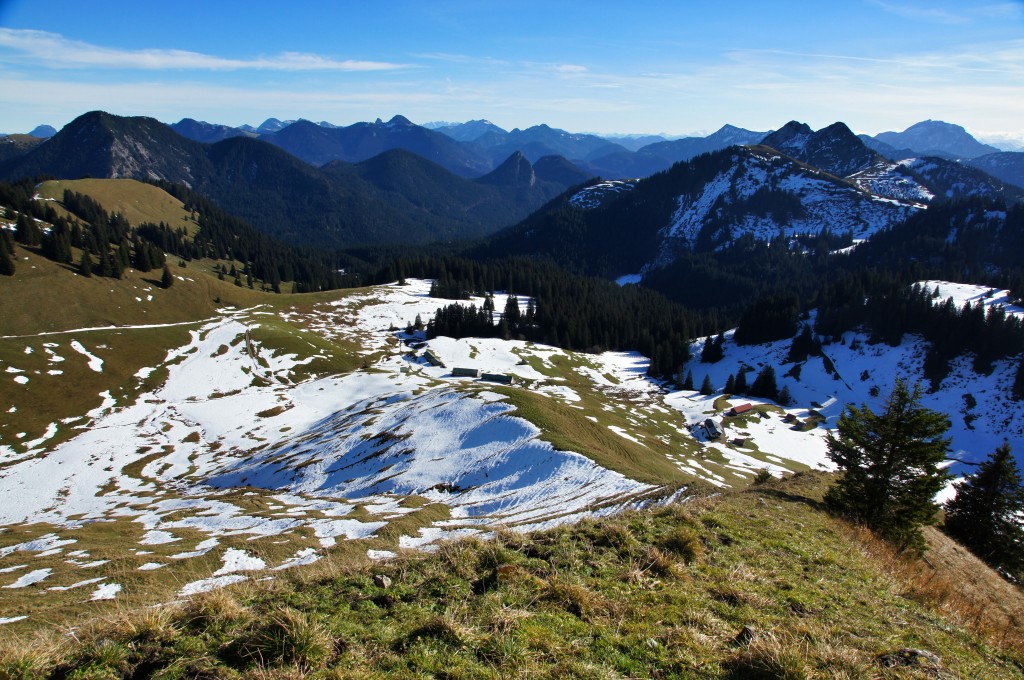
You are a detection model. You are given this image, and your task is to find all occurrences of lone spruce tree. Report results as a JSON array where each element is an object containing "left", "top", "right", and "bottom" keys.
[
  {"left": 944, "top": 443, "right": 1024, "bottom": 579},
  {"left": 824, "top": 377, "right": 951, "bottom": 551}
]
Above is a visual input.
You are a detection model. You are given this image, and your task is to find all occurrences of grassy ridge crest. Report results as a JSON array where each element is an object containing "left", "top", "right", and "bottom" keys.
[{"left": 2, "top": 472, "right": 1021, "bottom": 678}]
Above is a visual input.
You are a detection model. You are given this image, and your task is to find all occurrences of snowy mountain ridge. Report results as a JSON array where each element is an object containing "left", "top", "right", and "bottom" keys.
[{"left": 656, "top": 149, "right": 920, "bottom": 257}]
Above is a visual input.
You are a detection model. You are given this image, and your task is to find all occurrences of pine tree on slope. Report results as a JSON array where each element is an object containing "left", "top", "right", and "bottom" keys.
[
  {"left": 944, "top": 443, "right": 1024, "bottom": 579},
  {"left": 825, "top": 377, "right": 951, "bottom": 552}
]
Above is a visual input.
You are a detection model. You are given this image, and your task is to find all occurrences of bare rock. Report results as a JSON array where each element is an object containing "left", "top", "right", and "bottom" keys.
[{"left": 877, "top": 648, "right": 942, "bottom": 670}]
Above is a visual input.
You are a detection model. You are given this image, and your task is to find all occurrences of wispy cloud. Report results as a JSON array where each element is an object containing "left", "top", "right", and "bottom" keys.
[
  {"left": 867, "top": 0, "right": 967, "bottom": 24},
  {"left": 0, "top": 28, "right": 409, "bottom": 71},
  {"left": 725, "top": 41, "right": 1024, "bottom": 77}
]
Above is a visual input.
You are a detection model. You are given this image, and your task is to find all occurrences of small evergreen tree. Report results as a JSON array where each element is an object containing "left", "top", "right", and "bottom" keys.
[
  {"left": 824, "top": 378, "right": 951, "bottom": 551},
  {"left": 699, "top": 374, "right": 714, "bottom": 396},
  {"left": 724, "top": 373, "right": 736, "bottom": 394},
  {"left": 787, "top": 324, "right": 820, "bottom": 363},
  {"left": 734, "top": 369, "right": 748, "bottom": 394},
  {"left": 79, "top": 249, "right": 93, "bottom": 278},
  {"left": 700, "top": 336, "right": 716, "bottom": 363},
  {"left": 0, "top": 239, "right": 14, "bottom": 276},
  {"left": 14, "top": 214, "right": 40, "bottom": 246},
  {"left": 1013, "top": 356, "right": 1024, "bottom": 401},
  {"left": 161, "top": 263, "right": 174, "bottom": 289},
  {"left": 682, "top": 369, "right": 694, "bottom": 391},
  {"left": 944, "top": 443, "right": 1024, "bottom": 579},
  {"left": 777, "top": 384, "right": 792, "bottom": 406},
  {"left": 750, "top": 365, "right": 778, "bottom": 400}
]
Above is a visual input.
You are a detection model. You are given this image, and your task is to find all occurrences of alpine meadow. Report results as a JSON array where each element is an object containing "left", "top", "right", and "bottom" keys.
[{"left": 1, "top": 2, "right": 1024, "bottom": 678}]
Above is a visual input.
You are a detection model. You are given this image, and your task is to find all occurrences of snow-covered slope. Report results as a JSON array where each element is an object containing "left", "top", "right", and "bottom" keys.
[
  {"left": 206, "top": 387, "right": 651, "bottom": 528},
  {"left": 659, "top": 148, "right": 920, "bottom": 254},
  {"left": 2, "top": 277, "right": 1021, "bottom": 619},
  {"left": 678, "top": 284, "right": 1024, "bottom": 475},
  {"left": 569, "top": 180, "right": 636, "bottom": 209},
  {"left": 847, "top": 160, "right": 933, "bottom": 204}
]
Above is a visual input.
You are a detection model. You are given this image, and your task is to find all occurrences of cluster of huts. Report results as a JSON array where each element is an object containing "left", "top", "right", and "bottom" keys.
[
  {"left": 697, "top": 402, "right": 755, "bottom": 440},
  {"left": 420, "top": 349, "right": 515, "bottom": 385}
]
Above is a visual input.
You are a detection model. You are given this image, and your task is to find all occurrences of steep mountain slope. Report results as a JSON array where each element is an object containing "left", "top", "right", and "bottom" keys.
[
  {"left": 846, "top": 159, "right": 934, "bottom": 203},
  {"left": 966, "top": 151, "right": 1024, "bottom": 189},
  {"left": 761, "top": 122, "right": 1021, "bottom": 204},
  {"left": 0, "top": 134, "right": 46, "bottom": 163},
  {"left": 483, "top": 145, "right": 921, "bottom": 278},
  {"left": 875, "top": 120, "right": 1000, "bottom": 159},
  {"left": 902, "top": 156, "right": 1024, "bottom": 202},
  {"left": 0, "top": 111, "right": 211, "bottom": 184},
  {"left": 656, "top": 146, "right": 916, "bottom": 255},
  {"left": 533, "top": 154, "right": 592, "bottom": 186}
]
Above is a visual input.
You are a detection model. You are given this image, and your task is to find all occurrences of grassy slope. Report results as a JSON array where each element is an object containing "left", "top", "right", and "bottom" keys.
[
  {"left": 36, "top": 179, "right": 199, "bottom": 235},
  {"left": 2, "top": 472, "right": 1020, "bottom": 678},
  {"left": 0, "top": 244, "right": 365, "bottom": 452}
]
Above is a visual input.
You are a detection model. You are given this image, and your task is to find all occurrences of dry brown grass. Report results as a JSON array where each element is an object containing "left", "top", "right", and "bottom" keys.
[{"left": 845, "top": 522, "right": 1024, "bottom": 653}]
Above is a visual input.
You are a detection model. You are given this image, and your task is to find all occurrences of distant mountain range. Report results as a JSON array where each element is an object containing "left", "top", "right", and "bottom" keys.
[
  {"left": 477, "top": 122, "right": 1023, "bottom": 285},
  {"left": 2, "top": 110, "right": 1022, "bottom": 254},
  {"left": 0, "top": 111, "right": 584, "bottom": 248},
  {"left": 11, "top": 112, "right": 1018, "bottom": 186}
]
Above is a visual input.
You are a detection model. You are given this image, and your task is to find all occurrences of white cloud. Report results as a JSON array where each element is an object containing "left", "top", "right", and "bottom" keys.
[
  {"left": 0, "top": 28, "right": 408, "bottom": 72},
  {"left": 867, "top": 1, "right": 967, "bottom": 24}
]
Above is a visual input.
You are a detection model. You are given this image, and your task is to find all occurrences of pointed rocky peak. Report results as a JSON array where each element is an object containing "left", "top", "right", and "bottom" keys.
[
  {"left": 761, "top": 121, "right": 813, "bottom": 154},
  {"left": 763, "top": 121, "right": 877, "bottom": 177},
  {"left": 476, "top": 150, "right": 536, "bottom": 187},
  {"left": 816, "top": 121, "right": 858, "bottom": 143}
]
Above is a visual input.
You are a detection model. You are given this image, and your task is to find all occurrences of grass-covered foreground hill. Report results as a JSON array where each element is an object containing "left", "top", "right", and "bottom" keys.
[{"left": 2, "top": 472, "right": 1022, "bottom": 679}]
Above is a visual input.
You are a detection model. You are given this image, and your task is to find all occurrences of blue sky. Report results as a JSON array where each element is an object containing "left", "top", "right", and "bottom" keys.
[{"left": 0, "top": 0, "right": 1022, "bottom": 142}]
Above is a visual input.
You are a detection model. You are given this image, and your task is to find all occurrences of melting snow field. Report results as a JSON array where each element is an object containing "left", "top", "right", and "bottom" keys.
[{"left": 1, "top": 278, "right": 1019, "bottom": 624}]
